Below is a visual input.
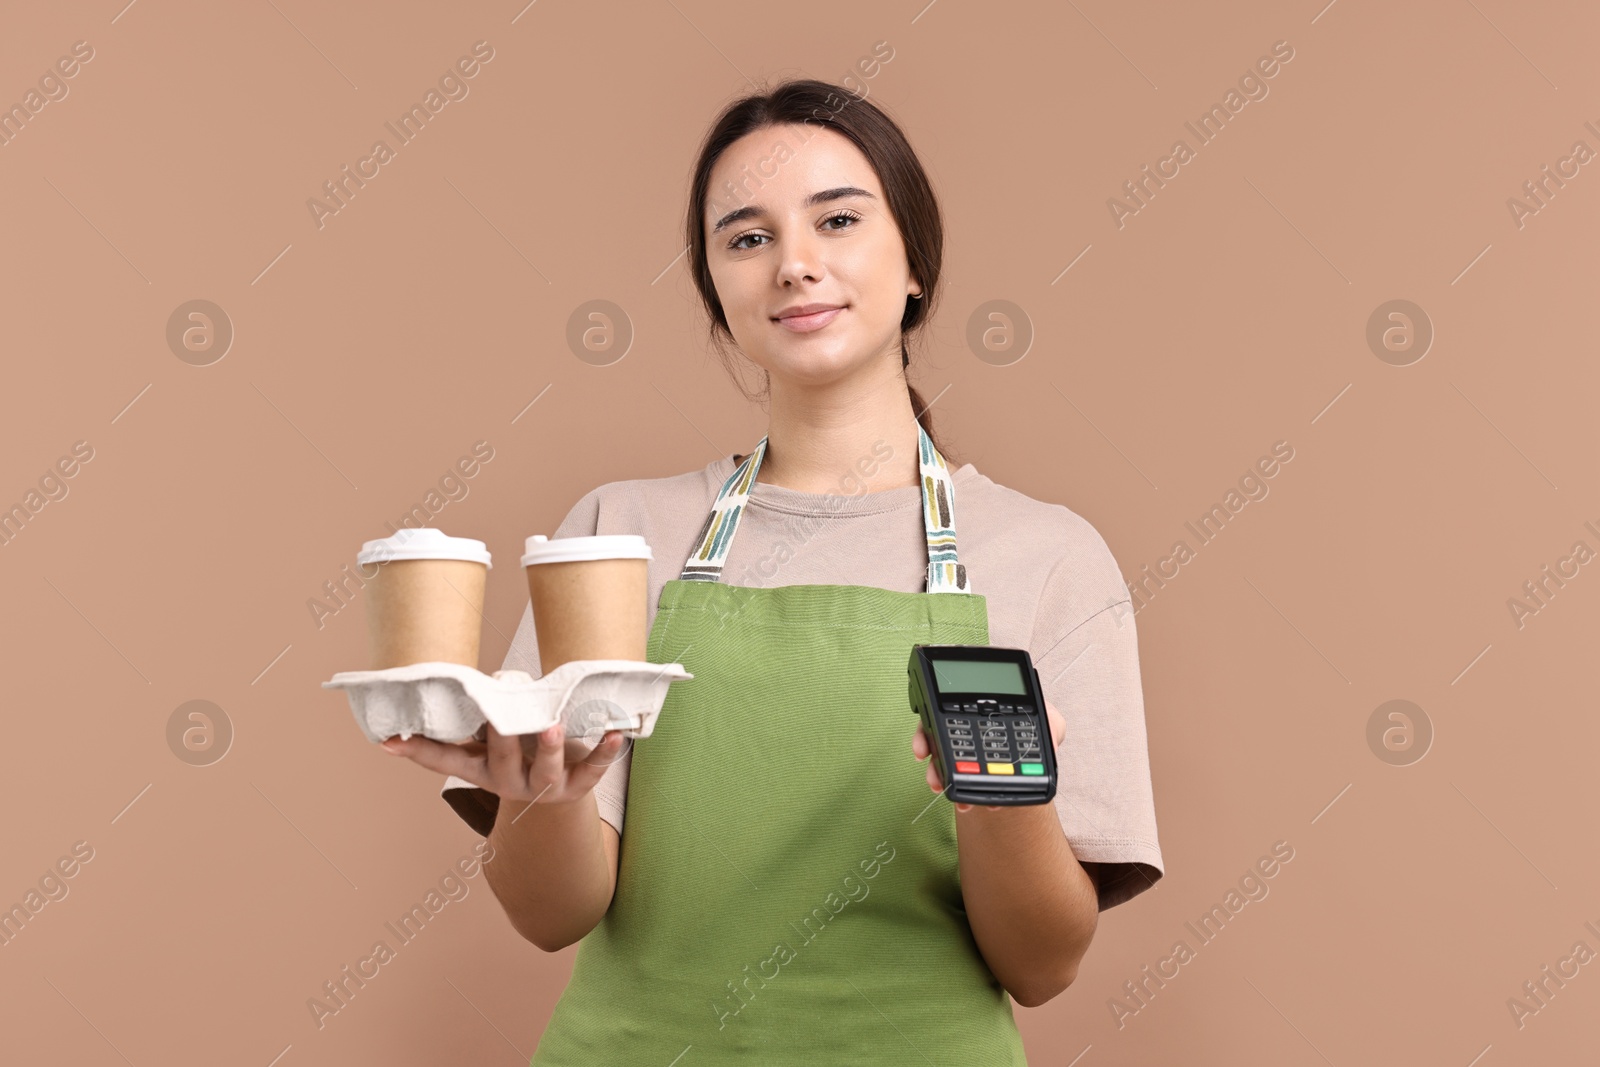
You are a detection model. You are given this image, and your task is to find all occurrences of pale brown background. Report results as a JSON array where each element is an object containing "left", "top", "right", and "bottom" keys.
[{"left": 2, "top": 0, "right": 1596, "bottom": 1064}]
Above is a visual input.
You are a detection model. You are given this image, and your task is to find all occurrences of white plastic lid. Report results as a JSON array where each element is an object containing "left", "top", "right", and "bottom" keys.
[
  {"left": 521, "top": 533, "right": 653, "bottom": 566},
  {"left": 357, "top": 528, "right": 493, "bottom": 568}
]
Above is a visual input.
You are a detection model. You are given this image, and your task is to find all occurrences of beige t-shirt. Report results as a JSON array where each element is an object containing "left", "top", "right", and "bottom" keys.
[{"left": 442, "top": 452, "right": 1165, "bottom": 910}]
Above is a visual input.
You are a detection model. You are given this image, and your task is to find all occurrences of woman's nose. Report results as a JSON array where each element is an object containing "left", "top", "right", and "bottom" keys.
[{"left": 775, "top": 228, "right": 826, "bottom": 287}]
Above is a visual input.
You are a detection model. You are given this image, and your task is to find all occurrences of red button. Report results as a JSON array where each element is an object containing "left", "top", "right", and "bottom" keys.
[{"left": 954, "top": 761, "right": 981, "bottom": 773}]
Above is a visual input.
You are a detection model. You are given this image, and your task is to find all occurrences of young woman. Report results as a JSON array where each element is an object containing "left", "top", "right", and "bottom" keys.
[{"left": 385, "top": 78, "right": 1163, "bottom": 1064}]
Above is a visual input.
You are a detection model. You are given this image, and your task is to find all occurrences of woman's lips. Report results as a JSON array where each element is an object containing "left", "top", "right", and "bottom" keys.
[{"left": 773, "top": 306, "right": 844, "bottom": 333}]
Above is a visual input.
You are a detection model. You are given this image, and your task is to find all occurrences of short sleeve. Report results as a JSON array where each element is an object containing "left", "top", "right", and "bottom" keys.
[
  {"left": 1031, "top": 543, "right": 1165, "bottom": 912},
  {"left": 439, "top": 487, "right": 632, "bottom": 837}
]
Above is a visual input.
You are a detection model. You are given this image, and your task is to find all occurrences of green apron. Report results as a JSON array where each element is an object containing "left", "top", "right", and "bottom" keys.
[{"left": 530, "top": 425, "right": 1026, "bottom": 1065}]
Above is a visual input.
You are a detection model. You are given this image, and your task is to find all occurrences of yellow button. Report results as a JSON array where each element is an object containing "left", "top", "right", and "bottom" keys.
[{"left": 986, "top": 763, "right": 1014, "bottom": 774}]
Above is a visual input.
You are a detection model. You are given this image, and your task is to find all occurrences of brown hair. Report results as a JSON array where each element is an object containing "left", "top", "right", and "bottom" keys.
[{"left": 684, "top": 78, "right": 953, "bottom": 463}]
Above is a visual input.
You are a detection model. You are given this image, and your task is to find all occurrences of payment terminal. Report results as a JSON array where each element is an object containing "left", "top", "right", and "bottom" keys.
[{"left": 908, "top": 645, "right": 1057, "bottom": 806}]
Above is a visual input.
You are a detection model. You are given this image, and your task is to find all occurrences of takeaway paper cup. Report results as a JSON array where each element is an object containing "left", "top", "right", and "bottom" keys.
[
  {"left": 521, "top": 534, "right": 651, "bottom": 671},
  {"left": 357, "top": 528, "right": 491, "bottom": 670}
]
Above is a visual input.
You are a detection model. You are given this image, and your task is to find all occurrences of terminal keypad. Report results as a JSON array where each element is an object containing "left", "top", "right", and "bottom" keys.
[{"left": 941, "top": 701, "right": 1046, "bottom": 776}]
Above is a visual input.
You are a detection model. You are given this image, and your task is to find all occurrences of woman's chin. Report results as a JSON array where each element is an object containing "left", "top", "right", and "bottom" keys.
[
  {"left": 764, "top": 359, "right": 871, "bottom": 388},
  {"left": 749, "top": 341, "right": 895, "bottom": 384}
]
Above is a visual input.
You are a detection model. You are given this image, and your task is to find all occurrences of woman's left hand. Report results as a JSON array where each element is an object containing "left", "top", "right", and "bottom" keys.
[{"left": 912, "top": 699, "right": 1065, "bottom": 812}]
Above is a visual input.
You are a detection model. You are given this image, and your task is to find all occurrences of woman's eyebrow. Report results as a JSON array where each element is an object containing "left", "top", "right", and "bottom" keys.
[{"left": 710, "top": 186, "right": 876, "bottom": 234}]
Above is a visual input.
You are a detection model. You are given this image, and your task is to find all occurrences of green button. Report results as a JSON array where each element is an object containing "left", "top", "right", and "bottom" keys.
[{"left": 1019, "top": 763, "right": 1045, "bottom": 775}]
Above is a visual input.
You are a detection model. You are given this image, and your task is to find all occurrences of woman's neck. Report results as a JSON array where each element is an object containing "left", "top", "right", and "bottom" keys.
[{"left": 745, "top": 367, "right": 924, "bottom": 495}]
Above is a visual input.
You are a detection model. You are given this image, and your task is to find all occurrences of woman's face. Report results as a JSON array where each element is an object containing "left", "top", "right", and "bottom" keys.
[{"left": 703, "top": 124, "right": 921, "bottom": 389}]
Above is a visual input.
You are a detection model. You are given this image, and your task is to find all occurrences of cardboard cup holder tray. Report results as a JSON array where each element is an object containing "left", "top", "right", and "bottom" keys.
[{"left": 323, "top": 659, "right": 693, "bottom": 745}]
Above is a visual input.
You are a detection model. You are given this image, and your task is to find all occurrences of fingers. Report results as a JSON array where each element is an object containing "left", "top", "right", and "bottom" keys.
[
  {"left": 565, "top": 732, "right": 626, "bottom": 792},
  {"left": 481, "top": 721, "right": 527, "bottom": 793},
  {"left": 914, "top": 725, "right": 942, "bottom": 795},
  {"left": 581, "top": 731, "right": 631, "bottom": 770},
  {"left": 910, "top": 722, "right": 929, "bottom": 760},
  {"left": 525, "top": 723, "right": 567, "bottom": 792},
  {"left": 398, "top": 719, "right": 624, "bottom": 806},
  {"left": 574, "top": 731, "right": 622, "bottom": 765},
  {"left": 382, "top": 734, "right": 486, "bottom": 785},
  {"left": 1045, "top": 698, "right": 1065, "bottom": 749}
]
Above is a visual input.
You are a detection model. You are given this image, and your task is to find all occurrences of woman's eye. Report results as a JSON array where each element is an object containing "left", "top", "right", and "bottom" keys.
[{"left": 728, "top": 211, "right": 862, "bottom": 251}]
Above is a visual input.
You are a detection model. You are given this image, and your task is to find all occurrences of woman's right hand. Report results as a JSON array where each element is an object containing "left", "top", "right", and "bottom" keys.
[{"left": 380, "top": 722, "right": 628, "bottom": 806}]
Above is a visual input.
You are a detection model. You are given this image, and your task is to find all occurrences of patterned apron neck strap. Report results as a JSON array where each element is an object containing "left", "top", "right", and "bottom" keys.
[{"left": 679, "top": 424, "right": 970, "bottom": 593}]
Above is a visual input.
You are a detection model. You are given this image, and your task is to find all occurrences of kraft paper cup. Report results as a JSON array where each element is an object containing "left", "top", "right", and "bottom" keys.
[
  {"left": 521, "top": 534, "right": 651, "bottom": 672},
  {"left": 357, "top": 528, "right": 492, "bottom": 670}
]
